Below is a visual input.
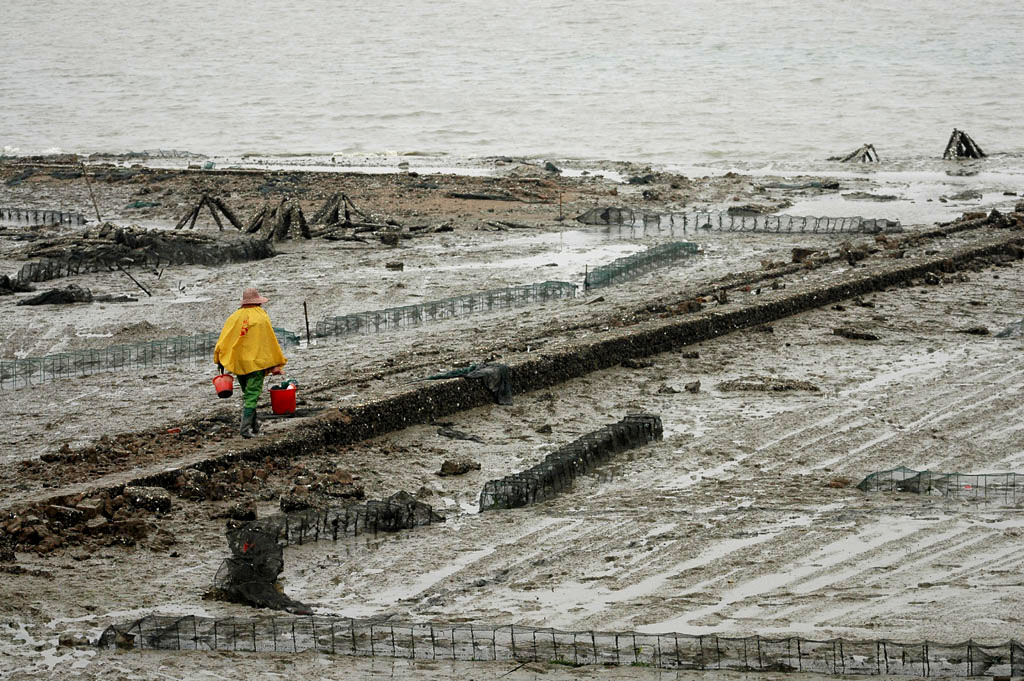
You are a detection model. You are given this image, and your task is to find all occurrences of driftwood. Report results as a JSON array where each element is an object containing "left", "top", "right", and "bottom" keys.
[
  {"left": 486, "top": 220, "right": 534, "bottom": 229},
  {"left": 17, "top": 284, "right": 94, "bottom": 305},
  {"left": 175, "top": 194, "right": 244, "bottom": 231},
  {"left": 829, "top": 143, "right": 879, "bottom": 163},
  {"left": 246, "top": 198, "right": 310, "bottom": 241},
  {"left": 16, "top": 224, "right": 275, "bottom": 284},
  {"left": 943, "top": 129, "right": 986, "bottom": 160},
  {"left": 447, "top": 192, "right": 518, "bottom": 201},
  {"left": 310, "top": 192, "right": 369, "bottom": 227}
]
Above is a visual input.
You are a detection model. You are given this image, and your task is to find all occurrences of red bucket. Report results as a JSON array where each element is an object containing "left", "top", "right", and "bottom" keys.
[
  {"left": 270, "top": 385, "right": 297, "bottom": 415},
  {"left": 212, "top": 373, "right": 234, "bottom": 398}
]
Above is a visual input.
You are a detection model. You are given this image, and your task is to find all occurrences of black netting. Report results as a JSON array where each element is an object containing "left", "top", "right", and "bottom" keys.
[
  {"left": 213, "top": 492, "right": 444, "bottom": 612},
  {"left": 98, "top": 616, "right": 1024, "bottom": 677},
  {"left": 858, "top": 467, "right": 1024, "bottom": 505},
  {"left": 0, "top": 327, "right": 298, "bottom": 389},
  {"left": 584, "top": 242, "right": 697, "bottom": 290},
  {"left": 315, "top": 281, "right": 577, "bottom": 340},
  {"left": 576, "top": 206, "right": 901, "bottom": 234},
  {"left": 479, "top": 414, "right": 663, "bottom": 511},
  {"left": 0, "top": 205, "right": 88, "bottom": 226}
]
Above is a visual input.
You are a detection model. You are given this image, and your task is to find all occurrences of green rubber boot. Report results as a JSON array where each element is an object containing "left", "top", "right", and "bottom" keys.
[{"left": 240, "top": 407, "right": 257, "bottom": 439}]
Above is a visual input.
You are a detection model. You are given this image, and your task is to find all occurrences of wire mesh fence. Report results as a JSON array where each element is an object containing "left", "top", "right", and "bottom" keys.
[
  {"left": 0, "top": 327, "right": 299, "bottom": 390},
  {"left": 0, "top": 205, "right": 88, "bottom": 226},
  {"left": 584, "top": 241, "right": 698, "bottom": 290},
  {"left": 576, "top": 206, "right": 902, "bottom": 235},
  {"left": 314, "top": 281, "right": 578, "bottom": 340},
  {"left": 98, "top": 614, "right": 1024, "bottom": 677},
  {"left": 479, "top": 414, "right": 663, "bottom": 511},
  {"left": 213, "top": 492, "right": 444, "bottom": 612},
  {"left": 858, "top": 466, "right": 1024, "bottom": 504}
]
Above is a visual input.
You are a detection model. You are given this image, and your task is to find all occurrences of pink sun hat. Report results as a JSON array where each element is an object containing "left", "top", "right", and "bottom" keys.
[{"left": 240, "top": 287, "right": 269, "bottom": 306}]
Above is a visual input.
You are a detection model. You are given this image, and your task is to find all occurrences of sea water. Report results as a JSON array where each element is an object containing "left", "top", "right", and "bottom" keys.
[{"left": 2, "top": 0, "right": 1023, "bottom": 169}]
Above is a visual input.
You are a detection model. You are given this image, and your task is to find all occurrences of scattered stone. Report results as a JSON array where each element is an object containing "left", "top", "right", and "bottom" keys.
[
  {"left": 36, "top": 535, "right": 62, "bottom": 554},
  {"left": 122, "top": 486, "right": 172, "bottom": 514},
  {"left": 380, "top": 232, "right": 400, "bottom": 246},
  {"left": 944, "top": 189, "right": 983, "bottom": 202},
  {"left": 175, "top": 469, "right": 212, "bottom": 500},
  {"left": 279, "top": 492, "right": 311, "bottom": 513},
  {"left": 621, "top": 358, "right": 654, "bottom": 369},
  {"left": 109, "top": 519, "right": 149, "bottom": 540},
  {"left": 535, "top": 424, "right": 553, "bottom": 434},
  {"left": 717, "top": 375, "right": 820, "bottom": 392},
  {"left": 924, "top": 272, "right": 941, "bottom": 285},
  {"left": 385, "top": 261, "right": 404, "bottom": 271},
  {"left": 544, "top": 161, "right": 562, "bottom": 174},
  {"left": 45, "top": 505, "right": 84, "bottom": 525},
  {"left": 959, "top": 326, "right": 990, "bottom": 336},
  {"left": 657, "top": 384, "right": 679, "bottom": 394},
  {"left": 828, "top": 477, "right": 852, "bottom": 488},
  {"left": 437, "top": 427, "right": 484, "bottom": 443},
  {"left": 842, "top": 192, "right": 898, "bottom": 201},
  {"left": 684, "top": 381, "right": 701, "bottom": 394},
  {"left": 627, "top": 173, "right": 656, "bottom": 185},
  {"left": 438, "top": 458, "right": 482, "bottom": 477},
  {"left": 58, "top": 633, "right": 92, "bottom": 648},
  {"left": 229, "top": 501, "right": 257, "bottom": 522},
  {"left": 833, "top": 327, "right": 879, "bottom": 341},
  {"left": 85, "top": 517, "right": 110, "bottom": 535},
  {"left": 320, "top": 481, "right": 364, "bottom": 500},
  {"left": 75, "top": 498, "right": 104, "bottom": 520},
  {"left": 727, "top": 204, "right": 773, "bottom": 216},
  {"left": 680, "top": 351, "right": 700, "bottom": 359},
  {"left": 325, "top": 470, "right": 354, "bottom": 485},
  {"left": 0, "top": 533, "right": 15, "bottom": 562},
  {"left": 791, "top": 248, "right": 818, "bottom": 263}
]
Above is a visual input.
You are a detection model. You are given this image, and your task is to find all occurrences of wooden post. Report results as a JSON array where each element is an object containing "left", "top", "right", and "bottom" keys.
[
  {"left": 304, "top": 301, "right": 311, "bottom": 347},
  {"left": 81, "top": 164, "right": 103, "bottom": 223}
]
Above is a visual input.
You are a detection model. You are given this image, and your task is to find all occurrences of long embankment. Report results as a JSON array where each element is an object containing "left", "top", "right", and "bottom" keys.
[{"left": 9, "top": 219, "right": 1024, "bottom": 513}]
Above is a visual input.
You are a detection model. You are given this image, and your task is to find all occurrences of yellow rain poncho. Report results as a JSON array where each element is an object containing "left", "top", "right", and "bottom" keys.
[{"left": 213, "top": 306, "right": 287, "bottom": 376}]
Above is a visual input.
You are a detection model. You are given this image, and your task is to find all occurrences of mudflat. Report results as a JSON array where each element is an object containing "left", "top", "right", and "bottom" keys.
[{"left": 1, "top": 158, "right": 1023, "bottom": 679}]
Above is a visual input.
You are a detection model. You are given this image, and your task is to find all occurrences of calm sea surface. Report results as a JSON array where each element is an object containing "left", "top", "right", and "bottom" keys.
[{"left": 3, "top": 1, "right": 1023, "bottom": 166}]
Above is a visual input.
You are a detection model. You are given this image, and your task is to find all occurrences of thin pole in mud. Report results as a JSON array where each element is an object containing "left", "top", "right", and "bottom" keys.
[
  {"left": 81, "top": 164, "right": 103, "bottom": 223},
  {"left": 304, "top": 301, "right": 311, "bottom": 347},
  {"left": 117, "top": 265, "right": 152, "bottom": 297}
]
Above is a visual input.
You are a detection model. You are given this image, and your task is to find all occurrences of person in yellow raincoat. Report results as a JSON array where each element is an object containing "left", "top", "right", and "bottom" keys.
[{"left": 214, "top": 287, "right": 287, "bottom": 438}]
